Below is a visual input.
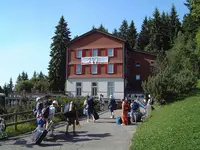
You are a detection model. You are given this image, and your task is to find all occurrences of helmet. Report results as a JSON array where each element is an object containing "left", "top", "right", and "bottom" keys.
[
  {"left": 52, "top": 100, "right": 58, "bottom": 105},
  {"left": 36, "top": 97, "right": 41, "bottom": 102}
]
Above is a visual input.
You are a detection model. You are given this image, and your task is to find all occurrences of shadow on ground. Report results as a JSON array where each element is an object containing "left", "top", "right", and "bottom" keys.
[{"left": 46, "top": 131, "right": 112, "bottom": 143}]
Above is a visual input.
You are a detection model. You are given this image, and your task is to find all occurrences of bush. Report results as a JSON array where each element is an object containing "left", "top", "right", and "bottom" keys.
[{"left": 142, "top": 67, "right": 197, "bottom": 104}]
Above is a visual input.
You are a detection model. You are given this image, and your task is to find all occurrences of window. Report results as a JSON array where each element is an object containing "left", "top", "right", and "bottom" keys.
[
  {"left": 107, "top": 82, "right": 114, "bottom": 97},
  {"left": 76, "top": 64, "right": 82, "bottom": 74},
  {"left": 91, "top": 82, "right": 98, "bottom": 96},
  {"left": 136, "top": 62, "right": 140, "bottom": 67},
  {"left": 108, "top": 64, "right": 114, "bottom": 74},
  {"left": 136, "top": 74, "right": 140, "bottom": 80},
  {"left": 92, "top": 48, "right": 98, "bottom": 56},
  {"left": 76, "top": 49, "right": 82, "bottom": 58},
  {"left": 108, "top": 48, "right": 114, "bottom": 57},
  {"left": 92, "top": 64, "right": 97, "bottom": 74},
  {"left": 76, "top": 82, "right": 82, "bottom": 96}
]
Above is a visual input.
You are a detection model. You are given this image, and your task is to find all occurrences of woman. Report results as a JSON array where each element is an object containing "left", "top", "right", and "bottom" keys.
[{"left": 121, "top": 97, "right": 130, "bottom": 125}]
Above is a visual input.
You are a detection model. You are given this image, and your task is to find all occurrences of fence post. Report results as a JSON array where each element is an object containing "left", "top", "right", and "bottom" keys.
[
  {"left": 61, "top": 105, "right": 63, "bottom": 113},
  {"left": 14, "top": 113, "right": 18, "bottom": 131}
]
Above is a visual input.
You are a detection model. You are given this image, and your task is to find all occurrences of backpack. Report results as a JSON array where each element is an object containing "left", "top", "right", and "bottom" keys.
[
  {"left": 131, "top": 102, "right": 139, "bottom": 111},
  {"left": 116, "top": 117, "right": 122, "bottom": 125},
  {"left": 64, "top": 103, "right": 70, "bottom": 113},
  {"left": 42, "top": 106, "right": 50, "bottom": 119}
]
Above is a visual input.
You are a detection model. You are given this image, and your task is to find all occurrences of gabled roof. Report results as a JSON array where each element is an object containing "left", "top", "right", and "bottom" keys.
[
  {"left": 69, "top": 29, "right": 126, "bottom": 44},
  {"left": 133, "top": 49, "right": 157, "bottom": 56}
]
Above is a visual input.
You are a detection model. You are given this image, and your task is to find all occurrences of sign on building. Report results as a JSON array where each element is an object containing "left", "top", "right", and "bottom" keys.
[{"left": 81, "top": 57, "right": 108, "bottom": 65}]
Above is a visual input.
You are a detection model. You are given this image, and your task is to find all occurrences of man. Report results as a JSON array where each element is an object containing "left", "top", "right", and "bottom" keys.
[
  {"left": 108, "top": 95, "right": 116, "bottom": 118},
  {"left": 45, "top": 100, "right": 58, "bottom": 136},
  {"left": 65, "top": 101, "right": 79, "bottom": 135},
  {"left": 99, "top": 94, "right": 105, "bottom": 111}
]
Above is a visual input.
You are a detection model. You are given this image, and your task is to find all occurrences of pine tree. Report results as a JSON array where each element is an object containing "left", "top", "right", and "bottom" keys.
[
  {"left": 137, "top": 17, "right": 151, "bottom": 50},
  {"left": 119, "top": 19, "right": 129, "bottom": 40},
  {"left": 112, "top": 28, "right": 119, "bottom": 37},
  {"left": 48, "top": 16, "right": 71, "bottom": 91},
  {"left": 127, "top": 20, "right": 137, "bottom": 49},
  {"left": 33, "top": 71, "right": 37, "bottom": 78},
  {"left": 160, "top": 12, "right": 171, "bottom": 51},
  {"left": 21, "top": 71, "right": 26, "bottom": 80},
  {"left": 98, "top": 24, "right": 108, "bottom": 32},
  {"left": 8, "top": 78, "right": 13, "bottom": 93},
  {"left": 38, "top": 71, "right": 44, "bottom": 80},
  {"left": 148, "top": 8, "right": 163, "bottom": 53},
  {"left": 16, "top": 74, "right": 22, "bottom": 83},
  {"left": 0, "top": 86, "right": 3, "bottom": 93},
  {"left": 169, "top": 4, "right": 181, "bottom": 45},
  {"left": 73, "top": 35, "right": 79, "bottom": 39},
  {"left": 92, "top": 25, "right": 96, "bottom": 30}
]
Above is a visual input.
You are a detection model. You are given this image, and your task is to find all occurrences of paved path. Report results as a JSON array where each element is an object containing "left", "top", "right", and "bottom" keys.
[{"left": 0, "top": 110, "right": 137, "bottom": 150}]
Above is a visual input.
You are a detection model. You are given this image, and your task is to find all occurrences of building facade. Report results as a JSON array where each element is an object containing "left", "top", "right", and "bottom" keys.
[{"left": 66, "top": 29, "right": 156, "bottom": 99}]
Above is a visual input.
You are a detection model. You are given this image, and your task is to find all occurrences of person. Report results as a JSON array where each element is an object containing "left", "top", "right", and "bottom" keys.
[
  {"left": 47, "top": 100, "right": 58, "bottom": 136},
  {"left": 86, "top": 96, "right": 95, "bottom": 122},
  {"left": 148, "top": 94, "right": 154, "bottom": 105},
  {"left": 99, "top": 94, "right": 105, "bottom": 111},
  {"left": 121, "top": 97, "right": 130, "bottom": 125},
  {"left": 108, "top": 95, "right": 116, "bottom": 118},
  {"left": 65, "top": 101, "right": 79, "bottom": 135},
  {"left": 130, "top": 100, "right": 139, "bottom": 123},
  {"left": 34, "top": 97, "right": 44, "bottom": 118},
  {"left": 141, "top": 99, "right": 152, "bottom": 121}
]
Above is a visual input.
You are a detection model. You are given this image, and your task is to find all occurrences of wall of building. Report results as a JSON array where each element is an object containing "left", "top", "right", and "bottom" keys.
[
  {"left": 126, "top": 50, "right": 156, "bottom": 93},
  {"left": 66, "top": 78, "right": 124, "bottom": 99},
  {"left": 67, "top": 31, "right": 124, "bottom": 79}
]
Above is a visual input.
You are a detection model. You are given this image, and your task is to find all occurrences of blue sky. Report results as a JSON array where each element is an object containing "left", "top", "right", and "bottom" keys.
[{"left": 0, "top": 0, "right": 188, "bottom": 87}]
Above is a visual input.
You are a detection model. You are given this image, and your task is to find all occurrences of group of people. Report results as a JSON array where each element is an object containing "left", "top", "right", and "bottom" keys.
[
  {"left": 32, "top": 97, "right": 58, "bottom": 140},
  {"left": 32, "top": 94, "right": 154, "bottom": 141},
  {"left": 120, "top": 94, "right": 154, "bottom": 125}
]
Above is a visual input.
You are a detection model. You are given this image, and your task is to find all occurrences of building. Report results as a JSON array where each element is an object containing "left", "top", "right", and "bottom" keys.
[{"left": 66, "top": 29, "right": 156, "bottom": 99}]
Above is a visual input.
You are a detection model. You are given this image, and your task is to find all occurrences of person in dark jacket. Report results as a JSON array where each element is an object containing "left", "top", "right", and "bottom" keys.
[{"left": 108, "top": 95, "right": 116, "bottom": 118}]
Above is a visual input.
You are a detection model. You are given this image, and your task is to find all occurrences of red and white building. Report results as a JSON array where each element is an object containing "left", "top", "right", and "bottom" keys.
[{"left": 66, "top": 29, "right": 156, "bottom": 99}]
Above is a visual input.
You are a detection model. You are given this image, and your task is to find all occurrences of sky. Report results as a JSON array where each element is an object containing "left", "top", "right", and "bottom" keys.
[{"left": 0, "top": 0, "right": 189, "bottom": 87}]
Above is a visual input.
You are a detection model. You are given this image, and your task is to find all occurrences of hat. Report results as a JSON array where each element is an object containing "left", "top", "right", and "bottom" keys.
[
  {"left": 52, "top": 100, "right": 58, "bottom": 105},
  {"left": 36, "top": 97, "right": 41, "bottom": 102}
]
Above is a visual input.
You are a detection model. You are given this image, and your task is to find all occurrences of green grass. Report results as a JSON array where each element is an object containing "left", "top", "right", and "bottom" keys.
[
  {"left": 5, "top": 115, "right": 64, "bottom": 137},
  {"left": 6, "top": 122, "right": 36, "bottom": 137},
  {"left": 130, "top": 80, "right": 200, "bottom": 150}
]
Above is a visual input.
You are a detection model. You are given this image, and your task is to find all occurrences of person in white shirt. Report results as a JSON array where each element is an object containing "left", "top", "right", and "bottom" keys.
[{"left": 48, "top": 100, "right": 58, "bottom": 136}]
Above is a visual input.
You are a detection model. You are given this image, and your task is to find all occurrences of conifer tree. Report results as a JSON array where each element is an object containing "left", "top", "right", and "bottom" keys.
[
  {"left": 48, "top": 16, "right": 71, "bottom": 91},
  {"left": 127, "top": 20, "right": 137, "bottom": 49}
]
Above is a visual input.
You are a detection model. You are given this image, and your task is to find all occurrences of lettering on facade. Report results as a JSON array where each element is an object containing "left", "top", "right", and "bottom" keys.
[{"left": 81, "top": 57, "right": 108, "bottom": 65}]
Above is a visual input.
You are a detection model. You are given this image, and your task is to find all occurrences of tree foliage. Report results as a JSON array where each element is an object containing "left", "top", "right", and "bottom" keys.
[{"left": 127, "top": 20, "right": 137, "bottom": 49}]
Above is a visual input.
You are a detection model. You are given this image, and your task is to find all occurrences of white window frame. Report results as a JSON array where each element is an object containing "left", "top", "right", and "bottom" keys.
[
  {"left": 92, "top": 64, "right": 97, "bottom": 74},
  {"left": 91, "top": 82, "right": 98, "bottom": 96},
  {"left": 76, "top": 49, "right": 82, "bottom": 58},
  {"left": 108, "top": 48, "right": 114, "bottom": 57},
  {"left": 108, "top": 64, "right": 114, "bottom": 74},
  {"left": 107, "top": 82, "right": 114, "bottom": 98},
  {"left": 92, "top": 48, "right": 98, "bottom": 57},
  {"left": 76, "top": 64, "right": 82, "bottom": 74},
  {"left": 136, "top": 62, "right": 140, "bottom": 67},
  {"left": 136, "top": 74, "right": 140, "bottom": 80},
  {"left": 76, "top": 82, "right": 82, "bottom": 96}
]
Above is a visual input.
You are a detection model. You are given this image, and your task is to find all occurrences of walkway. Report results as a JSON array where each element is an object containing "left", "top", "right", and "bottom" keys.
[{"left": 0, "top": 110, "right": 137, "bottom": 150}]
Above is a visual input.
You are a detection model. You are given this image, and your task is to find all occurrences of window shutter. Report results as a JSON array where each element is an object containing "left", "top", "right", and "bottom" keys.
[
  {"left": 105, "top": 64, "right": 108, "bottom": 74},
  {"left": 74, "top": 50, "right": 76, "bottom": 58},
  {"left": 98, "top": 49, "right": 100, "bottom": 56},
  {"left": 82, "top": 66, "right": 85, "bottom": 74},
  {"left": 114, "top": 48, "right": 117, "bottom": 57},
  {"left": 105, "top": 48, "right": 108, "bottom": 56},
  {"left": 90, "top": 49, "right": 92, "bottom": 56},
  {"left": 98, "top": 64, "right": 101, "bottom": 74},
  {"left": 90, "top": 65, "right": 92, "bottom": 74},
  {"left": 82, "top": 50, "right": 85, "bottom": 57},
  {"left": 114, "top": 64, "right": 117, "bottom": 73},
  {"left": 74, "top": 64, "right": 76, "bottom": 74}
]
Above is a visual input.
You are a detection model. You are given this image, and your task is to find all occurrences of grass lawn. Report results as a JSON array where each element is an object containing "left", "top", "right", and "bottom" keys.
[{"left": 130, "top": 81, "right": 200, "bottom": 150}]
